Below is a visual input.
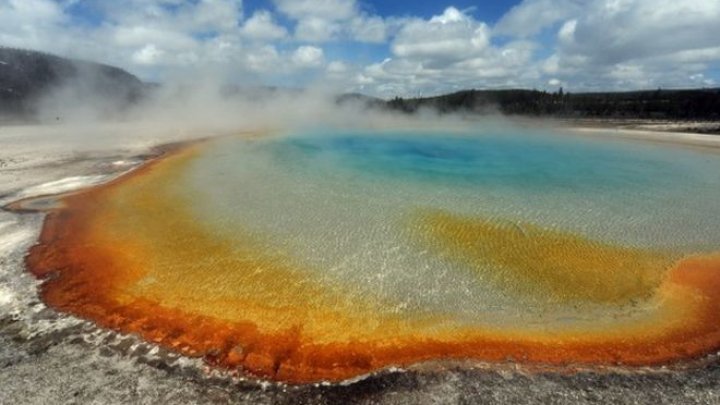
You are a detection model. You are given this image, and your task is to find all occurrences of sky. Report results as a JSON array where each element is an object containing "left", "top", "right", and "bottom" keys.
[{"left": 1, "top": 0, "right": 719, "bottom": 98}]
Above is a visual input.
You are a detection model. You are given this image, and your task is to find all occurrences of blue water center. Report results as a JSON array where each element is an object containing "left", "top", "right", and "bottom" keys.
[{"left": 270, "top": 130, "right": 697, "bottom": 193}]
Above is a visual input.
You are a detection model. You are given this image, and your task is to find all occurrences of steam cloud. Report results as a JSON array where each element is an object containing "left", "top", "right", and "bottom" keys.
[{"left": 25, "top": 63, "right": 501, "bottom": 139}]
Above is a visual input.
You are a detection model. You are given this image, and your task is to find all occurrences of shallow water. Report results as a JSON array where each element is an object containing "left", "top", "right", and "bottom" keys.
[
  {"left": 184, "top": 129, "right": 720, "bottom": 314},
  {"left": 25, "top": 127, "right": 720, "bottom": 383},
  {"left": 193, "top": 129, "right": 720, "bottom": 246}
]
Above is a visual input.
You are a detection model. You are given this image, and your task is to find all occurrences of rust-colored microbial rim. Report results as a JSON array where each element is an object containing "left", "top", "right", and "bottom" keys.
[{"left": 15, "top": 140, "right": 720, "bottom": 384}]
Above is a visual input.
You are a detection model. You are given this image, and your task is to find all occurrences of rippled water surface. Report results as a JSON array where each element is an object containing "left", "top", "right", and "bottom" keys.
[
  {"left": 28, "top": 128, "right": 720, "bottom": 383},
  {"left": 185, "top": 130, "right": 720, "bottom": 317}
]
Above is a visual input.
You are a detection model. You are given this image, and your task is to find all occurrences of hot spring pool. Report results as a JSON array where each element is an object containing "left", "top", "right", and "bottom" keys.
[{"left": 27, "top": 128, "right": 720, "bottom": 383}]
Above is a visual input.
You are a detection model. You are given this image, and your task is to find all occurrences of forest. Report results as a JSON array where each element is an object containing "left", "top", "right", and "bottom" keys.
[{"left": 385, "top": 88, "right": 720, "bottom": 120}]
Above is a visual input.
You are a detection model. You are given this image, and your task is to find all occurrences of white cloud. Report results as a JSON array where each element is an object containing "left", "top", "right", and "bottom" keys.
[
  {"left": 392, "top": 8, "right": 490, "bottom": 65},
  {"left": 327, "top": 61, "right": 348, "bottom": 74},
  {"left": 295, "top": 16, "right": 342, "bottom": 42},
  {"left": 348, "top": 15, "right": 387, "bottom": 43},
  {"left": 347, "top": 7, "right": 539, "bottom": 97},
  {"left": 0, "top": 0, "right": 67, "bottom": 50},
  {"left": 661, "top": 47, "right": 720, "bottom": 65},
  {"left": 132, "top": 44, "right": 166, "bottom": 65},
  {"left": 2, "top": 0, "right": 64, "bottom": 23},
  {"left": 538, "top": 0, "right": 720, "bottom": 89},
  {"left": 557, "top": 19, "right": 576, "bottom": 46},
  {"left": 271, "top": 0, "right": 387, "bottom": 43},
  {"left": 112, "top": 26, "right": 197, "bottom": 50},
  {"left": 244, "top": 45, "right": 281, "bottom": 72},
  {"left": 495, "top": 0, "right": 581, "bottom": 37},
  {"left": 272, "top": 0, "right": 356, "bottom": 20},
  {"left": 189, "top": 0, "right": 242, "bottom": 32},
  {"left": 560, "top": 0, "right": 720, "bottom": 64},
  {"left": 101, "top": 0, "right": 242, "bottom": 34},
  {"left": 360, "top": 39, "right": 539, "bottom": 97},
  {"left": 689, "top": 73, "right": 715, "bottom": 87},
  {"left": 2, "top": 0, "right": 720, "bottom": 96},
  {"left": 241, "top": 10, "right": 287, "bottom": 40},
  {"left": 291, "top": 45, "right": 325, "bottom": 68}
]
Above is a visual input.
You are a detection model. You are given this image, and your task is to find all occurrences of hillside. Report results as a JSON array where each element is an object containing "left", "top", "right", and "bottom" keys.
[{"left": 0, "top": 47, "right": 145, "bottom": 120}]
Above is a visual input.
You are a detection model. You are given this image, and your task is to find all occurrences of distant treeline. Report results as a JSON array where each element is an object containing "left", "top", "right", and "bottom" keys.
[
  {"left": 384, "top": 88, "right": 720, "bottom": 120},
  {"left": 0, "top": 47, "right": 145, "bottom": 119}
]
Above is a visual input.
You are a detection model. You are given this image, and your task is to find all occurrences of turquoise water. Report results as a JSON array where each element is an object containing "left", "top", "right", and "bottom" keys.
[
  {"left": 173, "top": 128, "right": 720, "bottom": 322},
  {"left": 272, "top": 131, "right": 687, "bottom": 193}
]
